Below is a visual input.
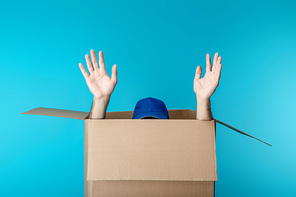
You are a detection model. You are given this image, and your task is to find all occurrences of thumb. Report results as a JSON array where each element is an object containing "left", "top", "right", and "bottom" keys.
[
  {"left": 111, "top": 64, "right": 117, "bottom": 84},
  {"left": 195, "top": 66, "right": 202, "bottom": 79}
]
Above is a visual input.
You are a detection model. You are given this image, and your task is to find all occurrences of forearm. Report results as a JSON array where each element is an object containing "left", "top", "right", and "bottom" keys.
[
  {"left": 88, "top": 96, "right": 110, "bottom": 119},
  {"left": 196, "top": 96, "right": 213, "bottom": 120}
]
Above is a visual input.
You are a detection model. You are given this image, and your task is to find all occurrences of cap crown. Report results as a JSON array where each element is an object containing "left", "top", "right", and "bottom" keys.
[{"left": 132, "top": 97, "right": 169, "bottom": 119}]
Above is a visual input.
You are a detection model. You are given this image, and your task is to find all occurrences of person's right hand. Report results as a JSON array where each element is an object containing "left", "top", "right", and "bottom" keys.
[{"left": 79, "top": 50, "right": 117, "bottom": 100}]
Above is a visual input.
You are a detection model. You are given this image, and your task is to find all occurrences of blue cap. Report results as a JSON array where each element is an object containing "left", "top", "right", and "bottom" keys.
[{"left": 132, "top": 97, "right": 169, "bottom": 119}]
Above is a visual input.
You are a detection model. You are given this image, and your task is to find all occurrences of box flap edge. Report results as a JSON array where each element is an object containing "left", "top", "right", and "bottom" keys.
[{"left": 21, "top": 107, "right": 88, "bottom": 120}]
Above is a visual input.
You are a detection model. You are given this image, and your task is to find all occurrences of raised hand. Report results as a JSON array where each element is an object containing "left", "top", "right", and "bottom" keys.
[
  {"left": 194, "top": 53, "right": 222, "bottom": 101},
  {"left": 79, "top": 50, "right": 117, "bottom": 100}
]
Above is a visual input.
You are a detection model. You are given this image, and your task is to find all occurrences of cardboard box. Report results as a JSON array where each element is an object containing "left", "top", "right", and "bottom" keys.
[{"left": 22, "top": 107, "right": 270, "bottom": 197}]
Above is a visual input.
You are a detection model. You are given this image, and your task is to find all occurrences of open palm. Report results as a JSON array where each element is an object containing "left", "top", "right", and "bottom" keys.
[
  {"left": 194, "top": 53, "right": 222, "bottom": 100},
  {"left": 79, "top": 50, "right": 117, "bottom": 99}
]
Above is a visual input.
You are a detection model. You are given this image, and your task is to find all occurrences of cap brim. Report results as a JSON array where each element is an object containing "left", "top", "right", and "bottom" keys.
[{"left": 133, "top": 111, "right": 168, "bottom": 119}]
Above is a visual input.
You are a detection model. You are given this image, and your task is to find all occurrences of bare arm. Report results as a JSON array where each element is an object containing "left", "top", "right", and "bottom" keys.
[
  {"left": 88, "top": 96, "right": 110, "bottom": 119},
  {"left": 194, "top": 53, "right": 222, "bottom": 120},
  {"left": 196, "top": 98, "right": 213, "bottom": 120},
  {"left": 79, "top": 50, "right": 117, "bottom": 119}
]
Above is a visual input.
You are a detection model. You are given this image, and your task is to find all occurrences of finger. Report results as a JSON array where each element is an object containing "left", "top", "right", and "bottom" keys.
[
  {"left": 85, "top": 54, "right": 94, "bottom": 73},
  {"left": 99, "top": 51, "right": 106, "bottom": 72},
  {"left": 213, "top": 52, "right": 219, "bottom": 73},
  {"left": 79, "top": 63, "right": 89, "bottom": 79},
  {"left": 195, "top": 66, "right": 202, "bottom": 79},
  {"left": 218, "top": 56, "right": 222, "bottom": 64},
  {"left": 215, "top": 63, "right": 222, "bottom": 79},
  {"left": 90, "top": 49, "right": 99, "bottom": 70},
  {"left": 206, "top": 53, "right": 212, "bottom": 72},
  {"left": 215, "top": 56, "right": 221, "bottom": 73},
  {"left": 111, "top": 64, "right": 117, "bottom": 84}
]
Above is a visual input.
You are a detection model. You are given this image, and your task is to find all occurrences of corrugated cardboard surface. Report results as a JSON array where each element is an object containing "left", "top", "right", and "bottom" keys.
[
  {"left": 21, "top": 108, "right": 216, "bottom": 196},
  {"left": 88, "top": 180, "right": 214, "bottom": 197},
  {"left": 21, "top": 107, "right": 88, "bottom": 120},
  {"left": 84, "top": 121, "right": 89, "bottom": 197},
  {"left": 86, "top": 119, "right": 217, "bottom": 181}
]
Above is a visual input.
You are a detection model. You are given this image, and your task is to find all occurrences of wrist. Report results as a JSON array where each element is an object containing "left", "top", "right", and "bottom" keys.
[
  {"left": 93, "top": 95, "right": 111, "bottom": 107},
  {"left": 196, "top": 95, "right": 210, "bottom": 106},
  {"left": 89, "top": 95, "right": 111, "bottom": 119},
  {"left": 195, "top": 95, "right": 212, "bottom": 121}
]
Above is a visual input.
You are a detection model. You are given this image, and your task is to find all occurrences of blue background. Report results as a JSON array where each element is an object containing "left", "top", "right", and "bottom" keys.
[{"left": 1, "top": 0, "right": 295, "bottom": 196}]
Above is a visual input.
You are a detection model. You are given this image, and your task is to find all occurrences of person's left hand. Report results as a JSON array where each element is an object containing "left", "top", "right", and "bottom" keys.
[{"left": 194, "top": 53, "right": 222, "bottom": 101}]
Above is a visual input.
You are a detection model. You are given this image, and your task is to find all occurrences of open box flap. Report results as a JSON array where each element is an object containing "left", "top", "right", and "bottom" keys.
[
  {"left": 214, "top": 119, "right": 272, "bottom": 146},
  {"left": 173, "top": 110, "right": 271, "bottom": 146},
  {"left": 21, "top": 107, "right": 88, "bottom": 120}
]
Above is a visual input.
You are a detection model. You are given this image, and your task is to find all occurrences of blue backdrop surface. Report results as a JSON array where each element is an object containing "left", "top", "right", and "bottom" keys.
[{"left": 0, "top": 0, "right": 295, "bottom": 196}]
